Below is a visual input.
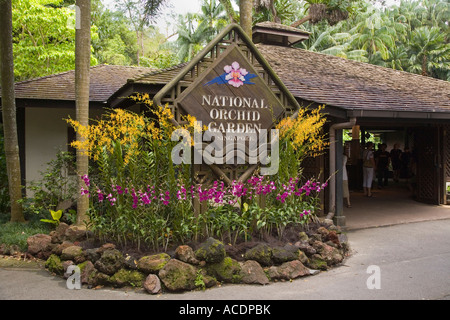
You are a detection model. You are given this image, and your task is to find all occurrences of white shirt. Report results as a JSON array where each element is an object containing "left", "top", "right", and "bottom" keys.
[{"left": 343, "top": 155, "right": 348, "bottom": 181}]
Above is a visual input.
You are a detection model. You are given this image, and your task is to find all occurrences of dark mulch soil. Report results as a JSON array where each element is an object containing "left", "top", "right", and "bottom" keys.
[{"left": 76, "top": 221, "right": 331, "bottom": 261}]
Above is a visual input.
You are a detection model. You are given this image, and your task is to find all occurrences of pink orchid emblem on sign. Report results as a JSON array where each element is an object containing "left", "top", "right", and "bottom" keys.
[{"left": 224, "top": 61, "right": 249, "bottom": 88}]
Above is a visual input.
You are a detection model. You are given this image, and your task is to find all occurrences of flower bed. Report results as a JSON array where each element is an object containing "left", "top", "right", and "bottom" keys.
[{"left": 19, "top": 219, "right": 350, "bottom": 294}]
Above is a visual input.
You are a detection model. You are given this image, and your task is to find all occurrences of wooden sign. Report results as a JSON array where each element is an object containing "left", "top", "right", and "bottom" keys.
[
  {"left": 153, "top": 24, "right": 300, "bottom": 186},
  {"left": 176, "top": 46, "right": 285, "bottom": 136}
]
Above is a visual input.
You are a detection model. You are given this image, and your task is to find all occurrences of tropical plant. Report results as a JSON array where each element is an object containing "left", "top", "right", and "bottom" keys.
[
  {"left": 24, "top": 151, "right": 77, "bottom": 216},
  {"left": 116, "top": 0, "right": 168, "bottom": 65},
  {"left": 11, "top": 0, "right": 98, "bottom": 81},
  {"left": 175, "top": 13, "right": 215, "bottom": 62},
  {"left": 219, "top": 0, "right": 239, "bottom": 23},
  {"left": 349, "top": 8, "right": 397, "bottom": 61},
  {"left": 408, "top": 26, "right": 450, "bottom": 77},
  {"left": 196, "top": 0, "right": 228, "bottom": 34},
  {"left": 91, "top": 0, "right": 138, "bottom": 65},
  {"left": 40, "top": 209, "right": 63, "bottom": 225},
  {"left": 386, "top": 45, "right": 409, "bottom": 70},
  {"left": 67, "top": 92, "right": 328, "bottom": 251},
  {"left": 276, "top": 105, "right": 328, "bottom": 180}
]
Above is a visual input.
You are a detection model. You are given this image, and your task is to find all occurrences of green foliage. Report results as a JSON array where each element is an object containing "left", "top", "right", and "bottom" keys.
[
  {"left": 0, "top": 215, "right": 51, "bottom": 251},
  {"left": 91, "top": 0, "right": 138, "bottom": 65},
  {"left": 254, "top": 0, "right": 299, "bottom": 24},
  {"left": 23, "top": 151, "right": 77, "bottom": 218},
  {"left": 174, "top": 13, "right": 216, "bottom": 62},
  {"left": 40, "top": 209, "right": 63, "bottom": 225},
  {"left": 12, "top": 0, "right": 98, "bottom": 81},
  {"left": 299, "top": 0, "right": 450, "bottom": 80},
  {"left": 195, "top": 269, "right": 206, "bottom": 290},
  {"left": 70, "top": 105, "right": 326, "bottom": 251}
]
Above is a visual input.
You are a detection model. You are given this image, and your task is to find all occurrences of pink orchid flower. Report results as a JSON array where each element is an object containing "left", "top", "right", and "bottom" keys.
[{"left": 224, "top": 61, "right": 248, "bottom": 88}]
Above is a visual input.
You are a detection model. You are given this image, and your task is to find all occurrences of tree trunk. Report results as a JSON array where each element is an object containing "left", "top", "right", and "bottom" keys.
[
  {"left": 240, "top": 0, "right": 253, "bottom": 38},
  {"left": 268, "top": 0, "right": 280, "bottom": 23},
  {"left": 0, "top": 0, "right": 25, "bottom": 223},
  {"left": 219, "top": 0, "right": 239, "bottom": 24},
  {"left": 421, "top": 54, "right": 428, "bottom": 76},
  {"left": 290, "top": 14, "right": 311, "bottom": 28},
  {"left": 75, "top": 0, "right": 90, "bottom": 227}
]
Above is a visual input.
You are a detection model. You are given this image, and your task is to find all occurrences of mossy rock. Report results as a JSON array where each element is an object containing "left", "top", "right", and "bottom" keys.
[
  {"left": 307, "top": 254, "right": 328, "bottom": 271},
  {"left": 137, "top": 253, "right": 171, "bottom": 274},
  {"left": 77, "top": 260, "right": 96, "bottom": 285},
  {"left": 94, "top": 249, "right": 125, "bottom": 275},
  {"left": 298, "top": 232, "right": 309, "bottom": 242},
  {"left": 206, "top": 257, "right": 242, "bottom": 284},
  {"left": 158, "top": 259, "right": 198, "bottom": 292},
  {"left": 45, "top": 254, "right": 64, "bottom": 275},
  {"left": 243, "top": 244, "right": 273, "bottom": 266},
  {"left": 61, "top": 245, "right": 84, "bottom": 261},
  {"left": 195, "top": 237, "right": 226, "bottom": 264},
  {"left": 298, "top": 250, "right": 310, "bottom": 265},
  {"left": 271, "top": 246, "right": 299, "bottom": 265},
  {"left": 88, "top": 270, "right": 111, "bottom": 287},
  {"left": 198, "top": 269, "right": 218, "bottom": 289},
  {"left": 109, "top": 268, "right": 145, "bottom": 288},
  {"left": 267, "top": 260, "right": 310, "bottom": 280}
]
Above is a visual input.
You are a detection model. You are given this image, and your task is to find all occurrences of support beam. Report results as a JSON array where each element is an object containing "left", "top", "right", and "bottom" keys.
[{"left": 326, "top": 117, "right": 357, "bottom": 226}]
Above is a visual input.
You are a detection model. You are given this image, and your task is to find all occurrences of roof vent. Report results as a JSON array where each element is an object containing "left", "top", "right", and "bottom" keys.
[{"left": 252, "top": 21, "right": 310, "bottom": 47}]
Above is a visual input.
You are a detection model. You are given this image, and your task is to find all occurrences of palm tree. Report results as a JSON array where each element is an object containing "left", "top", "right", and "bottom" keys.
[
  {"left": 196, "top": 0, "right": 228, "bottom": 37},
  {"left": 421, "top": 0, "right": 450, "bottom": 32},
  {"left": 175, "top": 14, "right": 214, "bottom": 62},
  {"left": 118, "top": 0, "right": 168, "bottom": 65},
  {"left": 302, "top": 23, "right": 367, "bottom": 61},
  {"left": 349, "top": 8, "right": 397, "bottom": 61},
  {"left": 408, "top": 26, "right": 450, "bottom": 77},
  {"left": 75, "top": 0, "right": 91, "bottom": 226},
  {"left": 386, "top": 45, "right": 409, "bottom": 71},
  {"left": 142, "top": 0, "right": 169, "bottom": 24},
  {"left": 219, "top": 0, "right": 239, "bottom": 23},
  {"left": 0, "top": 0, "right": 25, "bottom": 222}
]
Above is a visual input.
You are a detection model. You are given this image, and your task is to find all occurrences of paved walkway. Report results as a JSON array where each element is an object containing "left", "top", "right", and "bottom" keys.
[
  {"left": 1, "top": 183, "right": 449, "bottom": 301},
  {"left": 344, "top": 182, "right": 450, "bottom": 230},
  {"left": 1, "top": 219, "right": 450, "bottom": 300}
]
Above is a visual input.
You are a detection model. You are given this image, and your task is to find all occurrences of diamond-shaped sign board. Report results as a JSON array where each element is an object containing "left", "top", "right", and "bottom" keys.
[{"left": 176, "top": 46, "right": 285, "bottom": 135}]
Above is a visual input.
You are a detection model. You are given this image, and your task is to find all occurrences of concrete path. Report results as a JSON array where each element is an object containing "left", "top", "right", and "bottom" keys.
[
  {"left": 1, "top": 218, "right": 449, "bottom": 301},
  {"left": 344, "top": 182, "right": 450, "bottom": 230}
]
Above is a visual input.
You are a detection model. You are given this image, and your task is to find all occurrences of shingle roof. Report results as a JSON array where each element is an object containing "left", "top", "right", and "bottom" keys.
[
  {"left": 254, "top": 21, "right": 310, "bottom": 35},
  {"left": 129, "top": 63, "right": 187, "bottom": 85},
  {"left": 256, "top": 44, "right": 450, "bottom": 114},
  {"left": 9, "top": 45, "right": 450, "bottom": 115},
  {"left": 10, "top": 64, "right": 156, "bottom": 102}
]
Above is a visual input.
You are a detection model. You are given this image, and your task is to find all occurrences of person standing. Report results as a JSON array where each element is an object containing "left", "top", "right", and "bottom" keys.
[
  {"left": 343, "top": 145, "right": 351, "bottom": 207},
  {"left": 363, "top": 142, "right": 376, "bottom": 197},
  {"left": 390, "top": 144, "right": 402, "bottom": 183},
  {"left": 376, "top": 143, "right": 390, "bottom": 188},
  {"left": 400, "top": 147, "right": 412, "bottom": 179}
]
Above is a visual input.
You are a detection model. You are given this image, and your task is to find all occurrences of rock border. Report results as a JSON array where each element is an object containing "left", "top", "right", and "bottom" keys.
[{"left": 3, "top": 220, "right": 350, "bottom": 294}]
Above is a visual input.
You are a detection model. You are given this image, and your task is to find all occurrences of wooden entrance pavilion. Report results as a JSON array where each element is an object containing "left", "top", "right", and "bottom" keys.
[
  {"left": 3, "top": 23, "right": 448, "bottom": 227},
  {"left": 109, "top": 23, "right": 450, "bottom": 226}
]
